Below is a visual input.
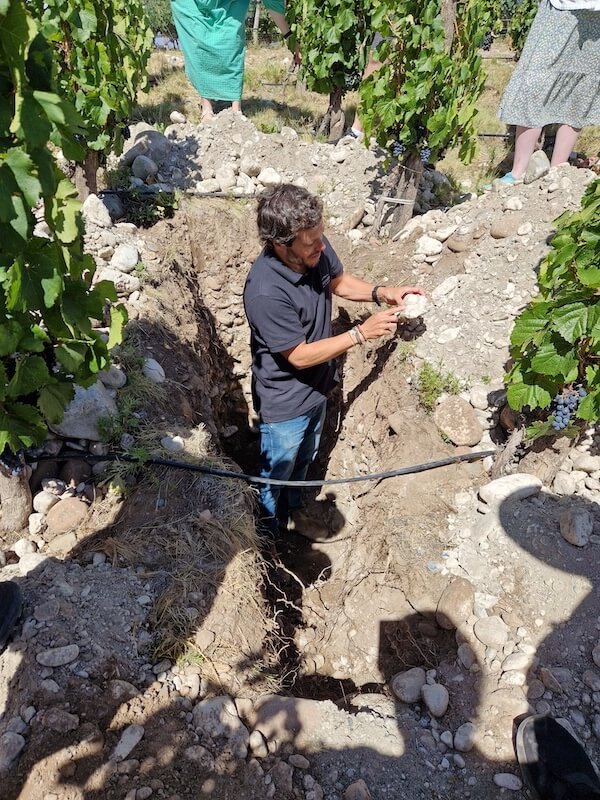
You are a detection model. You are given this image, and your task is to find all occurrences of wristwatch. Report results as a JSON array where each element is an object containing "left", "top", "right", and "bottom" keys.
[
  {"left": 371, "top": 285, "right": 382, "bottom": 306},
  {"left": 283, "top": 30, "right": 292, "bottom": 39}
]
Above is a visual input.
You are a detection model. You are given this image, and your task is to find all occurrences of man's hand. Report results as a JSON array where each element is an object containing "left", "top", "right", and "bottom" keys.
[
  {"left": 359, "top": 308, "right": 400, "bottom": 341},
  {"left": 378, "top": 285, "right": 425, "bottom": 309}
]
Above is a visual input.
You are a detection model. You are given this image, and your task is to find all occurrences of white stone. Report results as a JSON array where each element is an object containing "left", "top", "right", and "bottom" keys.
[
  {"left": 493, "top": 773, "right": 522, "bottom": 791},
  {"left": 430, "top": 225, "right": 457, "bottom": 242},
  {"left": 236, "top": 172, "right": 255, "bottom": 195},
  {"left": 501, "top": 652, "right": 531, "bottom": 672},
  {"left": 12, "top": 538, "right": 37, "bottom": 557},
  {"left": 478, "top": 474, "right": 542, "bottom": 505},
  {"left": 249, "top": 730, "right": 268, "bottom": 758},
  {"left": 169, "top": 111, "right": 186, "bottom": 124},
  {"left": 110, "top": 244, "right": 139, "bottom": 274},
  {"left": 33, "top": 490, "right": 60, "bottom": 515},
  {"left": 454, "top": 722, "right": 476, "bottom": 752},
  {"left": 257, "top": 167, "right": 282, "bottom": 187},
  {"left": 517, "top": 222, "right": 533, "bottom": 236},
  {"left": 396, "top": 294, "right": 429, "bottom": 320},
  {"left": 499, "top": 670, "right": 526, "bottom": 687},
  {"left": 473, "top": 616, "right": 509, "bottom": 648},
  {"left": 440, "top": 730, "right": 453, "bottom": 748},
  {"left": 196, "top": 178, "right": 220, "bottom": 194},
  {"left": 96, "top": 267, "right": 140, "bottom": 296},
  {"left": 240, "top": 156, "right": 261, "bottom": 177},
  {"left": 112, "top": 725, "right": 145, "bottom": 761},
  {"left": 390, "top": 667, "right": 426, "bottom": 703},
  {"left": 36, "top": 644, "right": 80, "bottom": 667},
  {"left": 503, "top": 197, "right": 523, "bottom": 211},
  {"left": 572, "top": 454, "right": 600, "bottom": 473},
  {"left": 421, "top": 683, "right": 449, "bottom": 717},
  {"left": 560, "top": 508, "right": 593, "bottom": 547},
  {"left": 142, "top": 358, "right": 165, "bottom": 383},
  {"left": 28, "top": 513, "right": 44, "bottom": 536},
  {"left": 524, "top": 150, "right": 550, "bottom": 184},
  {"left": 161, "top": 435, "right": 185, "bottom": 453},
  {"left": 215, "top": 167, "right": 237, "bottom": 191},
  {"left": 99, "top": 364, "right": 127, "bottom": 389},
  {"left": 82, "top": 194, "right": 113, "bottom": 228},
  {"left": 50, "top": 382, "right": 118, "bottom": 441},
  {"left": 553, "top": 470, "right": 578, "bottom": 495},
  {"left": 330, "top": 149, "right": 347, "bottom": 163},
  {"left": 431, "top": 276, "right": 459, "bottom": 302},
  {"left": 436, "top": 328, "right": 461, "bottom": 344},
  {"left": 469, "top": 385, "right": 490, "bottom": 410},
  {"left": 415, "top": 235, "right": 443, "bottom": 257},
  {"left": 192, "top": 696, "right": 249, "bottom": 759}
]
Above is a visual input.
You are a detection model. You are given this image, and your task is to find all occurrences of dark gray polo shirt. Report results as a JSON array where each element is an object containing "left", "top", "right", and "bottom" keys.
[{"left": 243, "top": 236, "right": 343, "bottom": 423}]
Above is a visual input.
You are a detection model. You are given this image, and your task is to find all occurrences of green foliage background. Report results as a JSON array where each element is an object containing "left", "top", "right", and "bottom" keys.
[
  {"left": 287, "top": 0, "right": 372, "bottom": 94},
  {"left": 289, "top": 0, "right": 491, "bottom": 165},
  {"left": 0, "top": 0, "right": 128, "bottom": 453},
  {"left": 359, "top": 0, "right": 491, "bottom": 164},
  {"left": 29, "top": 0, "right": 153, "bottom": 156}
]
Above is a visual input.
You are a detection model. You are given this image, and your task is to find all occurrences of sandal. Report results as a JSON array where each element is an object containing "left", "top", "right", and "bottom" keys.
[{"left": 483, "top": 172, "right": 523, "bottom": 191}]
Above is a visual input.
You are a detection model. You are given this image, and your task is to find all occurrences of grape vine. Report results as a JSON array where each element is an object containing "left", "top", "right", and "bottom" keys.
[
  {"left": 28, "top": 0, "right": 153, "bottom": 192},
  {"left": 506, "top": 178, "right": 600, "bottom": 438},
  {"left": 287, "top": 1, "right": 371, "bottom": 96},
  {"left": 0, "top": 0, "right": 127, "bottom": 453},
  {"left": 357, "top": 0, "right": 492, "bottom": 233},
  {"left": 507, "top": 0, "right": 538, "bottom": 59}
]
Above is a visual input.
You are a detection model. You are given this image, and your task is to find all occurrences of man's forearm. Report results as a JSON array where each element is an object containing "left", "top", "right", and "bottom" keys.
[
  {"left": 283, "top": 331, "right": 359, "bottom": 369},
  {"left": 331, "top": 273, "right": 375, "bottom": 302}
]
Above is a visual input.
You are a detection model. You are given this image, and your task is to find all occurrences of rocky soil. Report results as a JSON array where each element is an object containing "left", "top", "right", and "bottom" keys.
[{"left": 1, "top": 108, "right": 600, "bottom": 800}]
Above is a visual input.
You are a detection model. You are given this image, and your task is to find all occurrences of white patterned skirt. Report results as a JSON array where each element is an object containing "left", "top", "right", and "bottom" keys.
[{"left": 499, "top": 0, "right": 600, "bottom": 129}]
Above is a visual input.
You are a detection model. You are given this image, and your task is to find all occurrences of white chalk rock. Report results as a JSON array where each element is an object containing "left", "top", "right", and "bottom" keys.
[
  {"left": 478, "top": 474, "right": 542, "bottom": 505},
  {"left": 396, "top": 294, "right": 429, "bottom": 320}
]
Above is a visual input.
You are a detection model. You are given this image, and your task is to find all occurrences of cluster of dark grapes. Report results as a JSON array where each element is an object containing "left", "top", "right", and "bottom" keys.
[
  {"left": 551, "top": 386, "right": 587, "bottom": 431},
  {"left": 420, "top": 145, "right": 432, "bottom": 164},
  {"left": 390, "top": 140, "right": 406, "bottom": 158},
  {"left": 344, "top": 71, "right": 362, "bottom": 91},
  {"left": 482, "top": 30, "right": 494, "bottom": 51}
]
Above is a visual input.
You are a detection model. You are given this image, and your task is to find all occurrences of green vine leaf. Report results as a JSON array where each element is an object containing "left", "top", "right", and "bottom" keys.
[
  {"left": 0, "top": 0, "right": 136, "bottom": 452},
  {"left": 507, "top": 178, "right": 600, "bottom": 432}
]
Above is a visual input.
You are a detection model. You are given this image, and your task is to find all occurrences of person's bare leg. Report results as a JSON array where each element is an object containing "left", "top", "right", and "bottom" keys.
[
  {"left": 231, "top": 100, "right": 242, "bottom": 113},
  {"left": 200, "top": 98, "right": 214, "bottom": 119},
  {"left": 350, "top": 58, "right": 381, "bottom": 135},
  {"left": 551, "top": 124, "right": 580, "bottom": 166},
  {"left": 511, "top": 125, "right": 542, "bottom": 178}
]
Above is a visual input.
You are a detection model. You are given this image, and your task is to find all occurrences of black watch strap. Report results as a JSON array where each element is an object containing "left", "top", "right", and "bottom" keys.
[
  {"left": 372, "top": 285, "right": 382, "bottom": 306},
  {"left": 283, "top": 30, "right": 292, "bottom": 39}
]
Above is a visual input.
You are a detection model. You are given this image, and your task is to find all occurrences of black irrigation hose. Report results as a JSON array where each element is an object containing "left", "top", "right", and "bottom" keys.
[{"left": 29, "top": 449, "right": 496, "bottom": 489}]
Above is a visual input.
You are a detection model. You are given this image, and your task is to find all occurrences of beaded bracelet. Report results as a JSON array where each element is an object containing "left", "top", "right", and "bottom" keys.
[{"left": 348, "top": 326, "right": 365, "bottom": 346}]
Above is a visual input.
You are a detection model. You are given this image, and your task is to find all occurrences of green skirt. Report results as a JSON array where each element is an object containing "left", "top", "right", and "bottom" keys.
[{"left": 171, "top": 0, "right": 284, "bottom": 102}]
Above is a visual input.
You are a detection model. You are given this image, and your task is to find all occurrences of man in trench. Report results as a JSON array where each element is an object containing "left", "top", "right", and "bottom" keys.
[{"left": 244, "top": 184, "right": 425, "bottom": 540}]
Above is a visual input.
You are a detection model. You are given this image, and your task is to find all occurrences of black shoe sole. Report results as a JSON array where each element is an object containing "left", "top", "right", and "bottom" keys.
[
  {"left": 515, "top": 714, "right": 600, "bottom": 800},
  {"left": 0, "top": 581, "right": 23, "bottom": 651}
]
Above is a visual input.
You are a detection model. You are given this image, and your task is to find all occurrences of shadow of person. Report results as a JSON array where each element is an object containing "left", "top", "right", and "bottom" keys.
[{"left": 495, "top": 483, "right": 600, "bottom": 769}]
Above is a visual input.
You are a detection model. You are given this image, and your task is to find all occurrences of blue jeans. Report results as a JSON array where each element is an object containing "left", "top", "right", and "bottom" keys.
[{"left": 258, "top": 402, "right": 326, "bottom": 536}]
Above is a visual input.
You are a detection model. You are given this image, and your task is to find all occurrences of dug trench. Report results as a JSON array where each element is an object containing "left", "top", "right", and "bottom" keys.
[
  {"left": 0, "top": 197, "right": 514, "bottom": 800},
  {"left": 133, "top": 197, "right": 488, "bottom": 704}
]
